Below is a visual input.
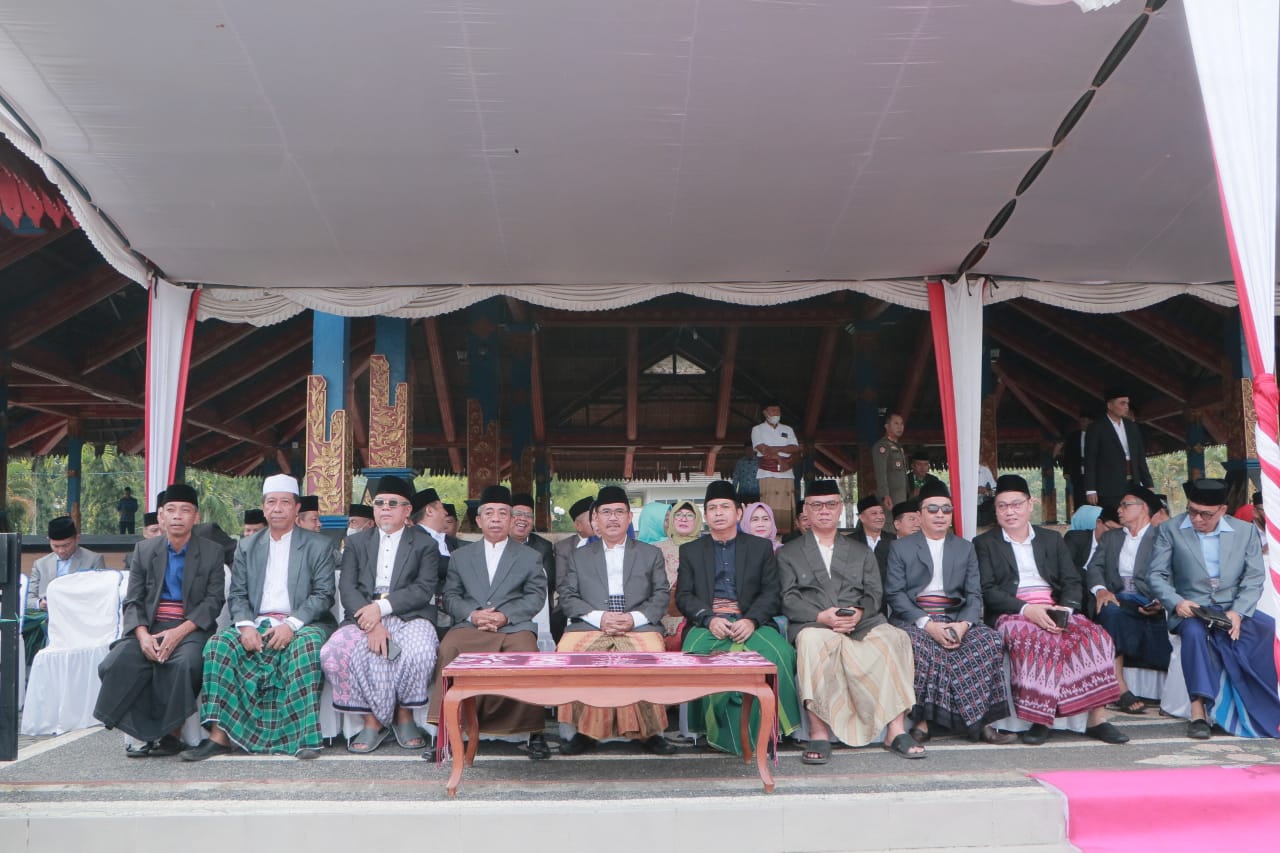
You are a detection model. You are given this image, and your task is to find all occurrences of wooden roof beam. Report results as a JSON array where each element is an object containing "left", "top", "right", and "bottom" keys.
[
  {"left": 814, "top": 443, "right": 857, "bottom": 475},
  {"left": 626, "top": 328, "right": 639, "bottom": 443},
  {"left": 0, "top": 226, "right": 74, "bottom": 269},
  {"left": 531, "top": 329, "right": 546, "bottom": 443},
  {"left": 422, "top": 316, "right": 463, "bottom": 474},
  {"left": 986, "top": 326, "right": 1104, "bottom": 403},
  {"left": 713, "top": 326, "right": 739, "bottom": 442},
  {"left": 624, "top": 446, "right": 635, "bottom": 479},
  {"left": 1009, "top": 301, "right": 1188, "bottom": 402},
  {"left": 33, "top": 422, "right": 69, "bottom": 455},
  {"left": 5, "top": 264, "right": 129, "bottom": 348},
  {"left": 703, "top": 446, "right": 721, "bottom": 477},
  {"left": 185, "top": 320, "right": 311, "bottom": 409},
  {"left": 5, "top": 412, "right": 67, "bottom": 448},
  {"left": 804, "top": 326, "right": 839, "bottom": 439},
  {"left": 533, "top": 305, "right": 857, "bottom": 328},
  {"left": 80, "top": 312, "right": 147, "bottom": 374},
  {"left": 896, "top": 325, "right": 933, "bottom": 423},
  {"left": 1113, "top": 308, "right": 1230, "bottom": 376},
  {"left": 990, "top": 362, "right": 1059, "bottom": 438}
]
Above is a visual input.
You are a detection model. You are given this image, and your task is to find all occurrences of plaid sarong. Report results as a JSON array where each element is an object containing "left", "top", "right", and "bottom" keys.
[{"left": 200, "top": 623, "right": 330, "bottom": 756}]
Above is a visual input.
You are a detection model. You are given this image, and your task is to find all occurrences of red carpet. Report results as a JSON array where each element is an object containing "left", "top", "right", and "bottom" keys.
[{"left": 1033, "top": 765, "right": 1280, "bottom": 852}]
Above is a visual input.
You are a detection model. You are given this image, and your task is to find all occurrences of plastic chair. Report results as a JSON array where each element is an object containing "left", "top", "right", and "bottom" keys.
[{"left": 21, "top": 570, "right": 127, "bottom": 735}]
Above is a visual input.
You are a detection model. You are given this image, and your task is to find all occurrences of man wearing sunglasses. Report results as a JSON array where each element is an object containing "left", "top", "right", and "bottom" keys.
[
  {"left": 320, "top": 476, "right": 440, "bottom": 754},
  {"left": 885, "top": 481, "right": 1014, "bottom": 745},
  {"left": 1145, "top": 479, "right": 1279, "bottom": 740},
  {"left": 975, "top": 475, "right": 1127, "bottom": 746}
]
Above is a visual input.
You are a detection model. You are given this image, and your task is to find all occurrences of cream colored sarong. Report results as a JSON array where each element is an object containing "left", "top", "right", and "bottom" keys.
[{"left": 794, "top": 623, "right": 915, "bottom": 746}]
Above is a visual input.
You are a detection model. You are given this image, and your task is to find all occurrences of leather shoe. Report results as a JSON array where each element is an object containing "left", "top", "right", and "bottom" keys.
[
  {"left": 525, "top": 733, "right": 552, "bottom": 761},
  {"left": 180, "top": 739, "right": 232, "bottom": 762},
  {"left": 1187, "top": 718, "right": 1212, "bottom": 740},
  {"left": 1020, "top": 724, "right": 1052, "bottom": 746},
  {"left": 558, "top": 733, "right": 597, "bottom": 756},
  {"left": 295, "top": 748, "right": 322, "bottom": 760},
  {"left": 125, "top": 741, "right": 156, "bottom": 758},
  {"left": 980, "top": 725, "right": 1018, "bottom": 745},
  {"left": 1084, "top": 722, "right": 1129, "bottom": 744},
  {"left": 642, "top": 734, "right": 676, "bottom": 756},
  {"left": 148, "top": 734, "right": 185, "bottom": 757}
]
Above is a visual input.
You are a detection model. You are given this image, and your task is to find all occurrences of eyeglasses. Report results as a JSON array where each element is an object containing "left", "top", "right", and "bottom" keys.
[
  {"left": 1186, "top": 506, "right": 1223, "bottom": 521},
  {"left": 995, "top": 499, "right": 1029, "bottom": 512},
  {"left": 372, "top": 499, "right": 409, "bottom": 508},
  {"left": 597, "top": 507, "right": 630, "bottom": 519},
  {"left": 673, "top": 511, "right": 697, "bottom": 521},
  {"left": 1118, "top": 500, "right": 1146, "bottom": 509},
  {"left": 511, "top": 509, "right": 534, "bottom": 520},
  {"left": 921, "top": 504, "right": 953, "bottom": 514},
  {"left": 805, "top": 499, "right": 842, "bottom": 511}
]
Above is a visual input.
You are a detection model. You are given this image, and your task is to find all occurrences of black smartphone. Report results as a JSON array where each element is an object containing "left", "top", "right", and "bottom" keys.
[
  {"left": 385, "top": 637, "right": 402, "bottom": 661},
  {"left": 835, "top": 608, "right": 856, "bottom": 617},
  {"left": 1048, "top": 609, "right": 1069, "bottom": 629},
  {"left": 944, "top": 627, "right": 960, "bottom": 643}
]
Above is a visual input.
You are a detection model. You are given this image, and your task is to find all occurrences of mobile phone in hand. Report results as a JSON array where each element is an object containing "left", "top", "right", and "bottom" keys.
[
  {"left": 385, "top": 637, "right": 402, "bottom": 661},
  {"left": 835, "top": 608, "right": 856, "bottom": 617},
  {"left": 944, "top": 626, "right": 959, "bottom": 643}
]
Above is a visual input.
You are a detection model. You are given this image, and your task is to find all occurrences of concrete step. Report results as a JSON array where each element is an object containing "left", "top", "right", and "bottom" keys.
[{"left": 4, "top": 786, "right": 1069, "bottom": 853}]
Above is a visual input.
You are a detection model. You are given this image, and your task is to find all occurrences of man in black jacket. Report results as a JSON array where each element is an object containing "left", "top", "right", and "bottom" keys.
[
  {"left": 1084, "top": 390, "right": 1153, "bottom": 511},
  {"left": 975, "top": 475, "right": 1126, "bottom": 746},
  {"left": 510, "top": 492, "right": 559, "bottom": 640}
]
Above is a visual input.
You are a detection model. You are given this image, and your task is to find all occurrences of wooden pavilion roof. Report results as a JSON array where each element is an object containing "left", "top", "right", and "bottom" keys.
[{"left": 0, "top": 138, "right": 1250, "bottom": 481}]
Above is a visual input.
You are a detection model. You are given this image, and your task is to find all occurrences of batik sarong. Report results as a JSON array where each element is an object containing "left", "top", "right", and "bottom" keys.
[
  {"left": 996, "top": 613, "right": 1120, "bottom": 726},
  {"left": 556, "top": 630, "right": 667, "bottom": 740},
  {"left": 425, "top": 627, "right": 545, "bottom": 735},
  {"left": 904, "top": 614, "right": 1008, "bottom": 735},
  {"left": 794, "top": 623, "right": 915, "bottom": 747},
  {"left": 200, "top": 622, "right": 331, "bottom": 755},
  {"left": 1096, "top": 602, "right": 1171, "bottom": 670},
  {"left": 320, "top": 616, "right": 439, "bottom": 726}
]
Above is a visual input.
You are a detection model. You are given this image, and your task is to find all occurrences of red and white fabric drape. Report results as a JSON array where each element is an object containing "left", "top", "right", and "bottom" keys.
[
  {"left": 1185, "top": 1, "right": 1280, "bottom": 661},
  {"left": 144, "top": 276, "right": 200, "bottom": 510},
  {"left": 928, "top": 278, "right": 985, "bottom": 539}
]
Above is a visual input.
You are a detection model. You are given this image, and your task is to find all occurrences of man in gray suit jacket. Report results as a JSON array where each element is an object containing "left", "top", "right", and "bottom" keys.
[
  {"left": 1085, "top": 483, "right": 1171, "bottom": 714},
  {"left": 779, "top": 480, "right": 922, "bottom": 763},
  {"left": 95, "top": 484, "right": 226, "bottom": 756},
  {"left": 1146, "top": 479, "right": 1280, "bottom": 740},
  {"left": 556, "top": 485, "right": 673, "bottom": 756},
  {"left": 183, "top": 474, "right": 336, "bottom": 761},
  {"left": 885, "top": 480, "right": 1012, "bottom": 744},
  {"left": 27, "top": 515, "right": 106, "bottom": 610},
  {"left": 426, "top": 485, "right": 551, "bottom": 760}
]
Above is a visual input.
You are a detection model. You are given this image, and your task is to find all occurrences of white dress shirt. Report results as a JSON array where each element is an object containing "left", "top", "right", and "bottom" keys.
[
  {"left": 915, "top": 534, "right": 949, "bottom": 627},
  {"left": 1091, "top": 524, "right": 1150, "bottom": 595},
  {"left": 237, "top": 529, "right": 303, "bottom": 632},
  {"left": 582, "top": 540, "right": 649, "bottom": 629},
  {"left": 1002, "top": 527, "right": 1061, "bottom": 616},
  {"left": 483, "top": 537, "right": 507, "bottom": 584},
  {"left": 373, "top": 526, "right": 404, "bottom": 617},
  {"left": 1109, "top": 415, "right": 1131, "bottom": 460},
  {"left": 421, "top": 523, "right": 450, "bottom": 557}
]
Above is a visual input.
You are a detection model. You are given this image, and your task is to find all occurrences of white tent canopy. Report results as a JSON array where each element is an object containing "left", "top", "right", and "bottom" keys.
[{"left": 0, "top": 0, "right": 1268, "bottom": 322}]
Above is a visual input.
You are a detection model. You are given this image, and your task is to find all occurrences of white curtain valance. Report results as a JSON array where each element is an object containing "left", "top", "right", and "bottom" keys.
[{"left": 194, "top": 278, "right": 1253, "bottom": 326}]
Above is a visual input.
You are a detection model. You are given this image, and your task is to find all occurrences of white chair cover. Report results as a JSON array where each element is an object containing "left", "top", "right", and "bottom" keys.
[
  {"left": 1122, "top": 665, "right": 1166, "bottom": 705},
  {"left": 1159, "top": 634, "right": 1192, "bottom": 719},
  {"left": 21, "top": 570, "right": 127, "bottom": 735}
]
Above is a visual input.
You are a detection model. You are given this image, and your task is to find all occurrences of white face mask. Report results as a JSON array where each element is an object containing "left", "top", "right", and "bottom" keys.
[
  {"left": 766, "top": 415, "right": 780, "bottom": 426},
  {"left": 345, "top": 526, "right": 359, "bottom": 538}
]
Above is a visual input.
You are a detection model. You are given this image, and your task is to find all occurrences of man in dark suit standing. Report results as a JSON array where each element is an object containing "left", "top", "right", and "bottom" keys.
[
  {"left": 95, "top": 483, "right": 227, "bottom": 756},
  {"left": 676, "top": 480, "right": 801, "bottom": 755},
  {"left": 183, "top": 474, "right": 337, "bottom": 760},
  {"left": 885, "top": 480, "right": 1012, "bottom": 744},
  {"left": 1061, "top": 413, "right": 1091, "bottom": 515},
  {"left": 557, "top": 486, "right": 673, "bottom": 757},
  {"left": 320, "top": 476, "right": 440, "bottom": 753},
  {"left": 425, "top": 485, "right": 551, "bottom": 759},
  {"left": 1084, "top": 390, "right": 1152, "bottom": 511},
  {"left": 975, "top": 475, "right": 1126, "bottom": 746},
  {"left": 510, "top": 492, "right": 560, "bottom": 640},
  {"left": 1085, "top": 483, "right": 1170, "bottom": 715}
]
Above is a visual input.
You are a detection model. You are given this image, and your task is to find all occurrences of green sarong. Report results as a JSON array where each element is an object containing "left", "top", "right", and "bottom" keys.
[
  {"left": 200, "top": 623, "right": 331, "bottom": 756},
  {"left": 682, "top": 624, "right": 801, "bottom": 755}
]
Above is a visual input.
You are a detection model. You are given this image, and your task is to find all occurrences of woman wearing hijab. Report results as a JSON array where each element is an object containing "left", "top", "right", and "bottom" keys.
[
  {"left": 657, "top": 501, "right": 703, "bottom": 650},
  {"left": 636, "top": 501, "right": 669, "bottom": 545},
  {"left": 740, "top": 501, "right": 781, "bottom": 551}
]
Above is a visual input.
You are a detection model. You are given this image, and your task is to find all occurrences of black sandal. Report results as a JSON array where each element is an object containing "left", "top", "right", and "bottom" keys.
[
  {"left": 883, "top": 732, "right": 926, "bottom": 759},
  {"left": 801, "top": 739, "right": 832, "bottom": 765},
  {"left": 1112, "top": 690, "right": 1146, "bottom": 715},
  {"left": 908, "top": 726, "right": 930, "bottom": 744}
]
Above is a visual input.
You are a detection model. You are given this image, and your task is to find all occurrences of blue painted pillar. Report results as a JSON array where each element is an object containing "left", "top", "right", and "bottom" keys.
[
  {"left": 67, "top": 433, "right": 83, "bottom": 533},
  {"left": 307, "top": 311, "right": 352, "bottom": 528}
]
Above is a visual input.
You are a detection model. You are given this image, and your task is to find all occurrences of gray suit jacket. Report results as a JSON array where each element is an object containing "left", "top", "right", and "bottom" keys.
[
  {"left": 559, "top": 538, "right": 669, "bottom": 633},
  {"left": 443, "top": 537, "right": 546, "bottom": 634},
  {"left": 120, "top": 534, "right": 226, "bottom": 636},
  {"left": 338, "top": 524, "right": 439, "bottom": 625},
  {"left": 553, "top": 535, "right": 583, "bottom": 595},
  {"left": 1085, "top": 525, "right": 1156, "bottom": 596},
  {"left": 884, "top": 532, "right": 982, "bottom": 627},
  {"left": 228, "top": 528, "right": 336, "bottom": 629},
  {"left": 28, "top": 546, "right": 106, "bottom": 609},
  {"left": 778, "top": 532, "right": 886, "bottom": 642},
  {"left": 1145, "top": 513, "right": 1264, "bottom": 630}
]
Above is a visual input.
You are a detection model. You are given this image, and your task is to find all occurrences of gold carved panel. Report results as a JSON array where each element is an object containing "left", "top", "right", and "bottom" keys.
[
  {"left": 367, "top": 354, "right": 410, "bottom": 469},
  {"left": 466, "top": 398, "right": 500, "bottom": 498},
  {"left": 305, "top": 374, "right": 352, "bottom": 515}
]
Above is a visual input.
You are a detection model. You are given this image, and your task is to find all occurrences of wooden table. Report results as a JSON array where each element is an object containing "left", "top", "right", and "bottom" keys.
[{"left": 439, "top": 650, "right": 779, "bottom": 795}]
